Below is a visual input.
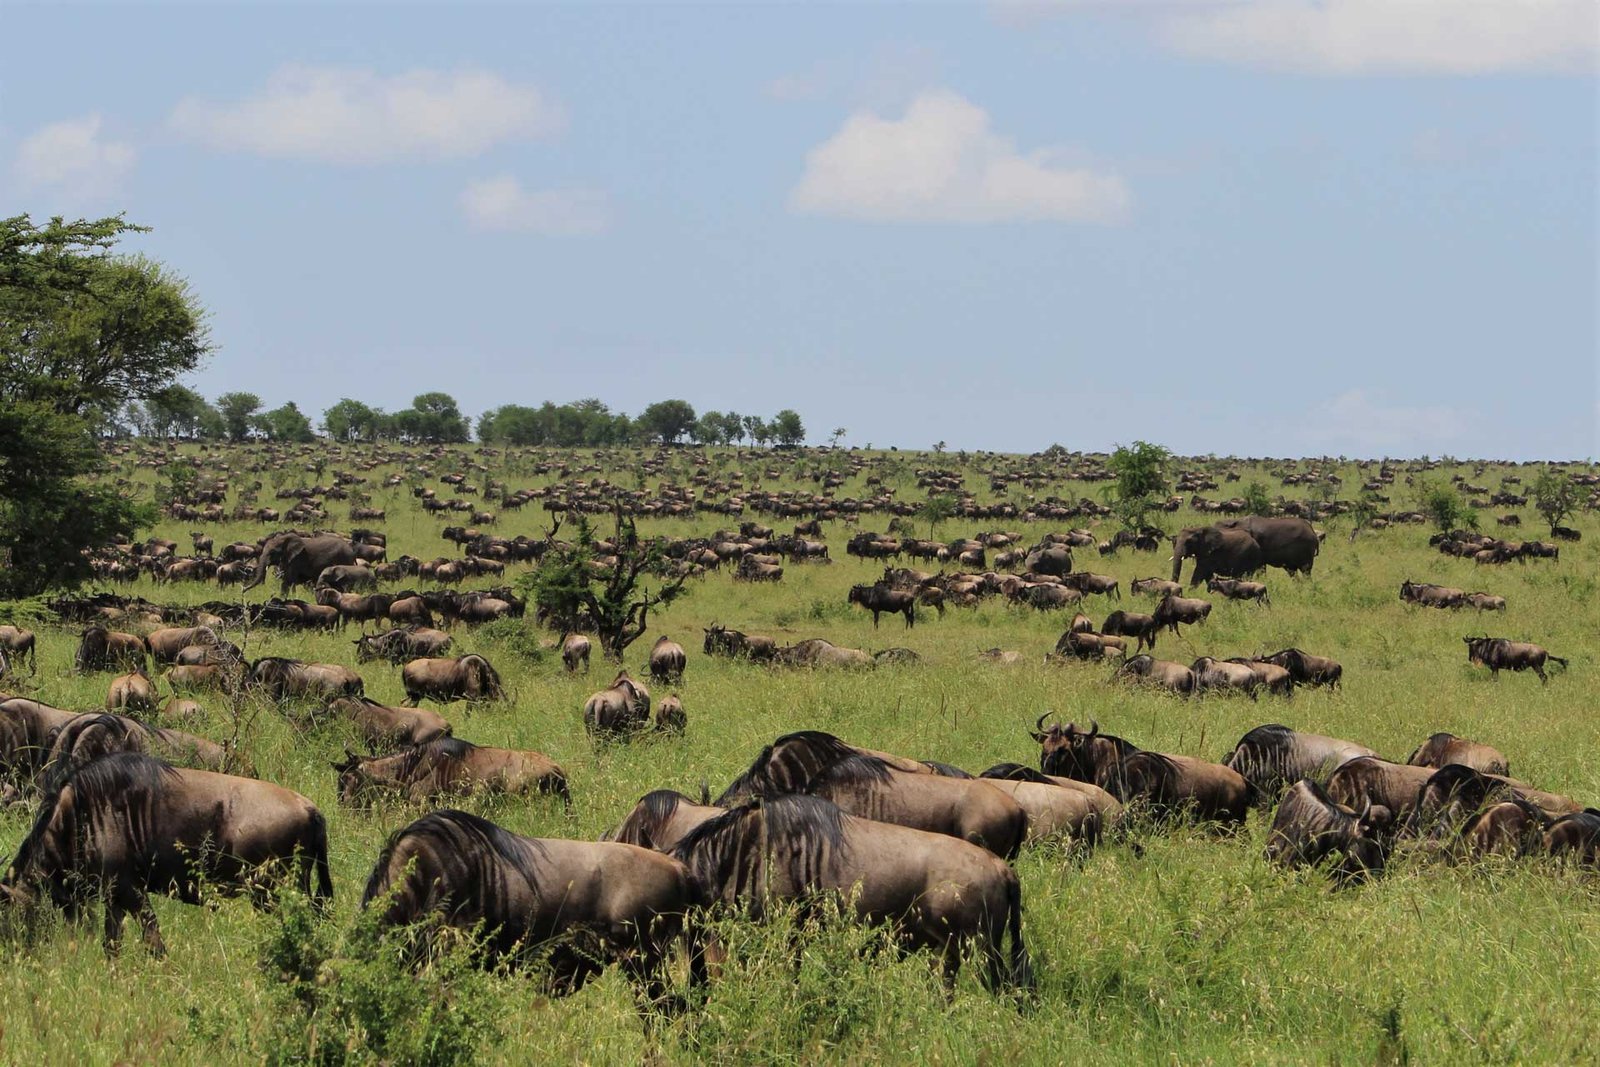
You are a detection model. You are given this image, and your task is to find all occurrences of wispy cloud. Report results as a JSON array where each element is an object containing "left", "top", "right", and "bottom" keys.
[
  {"left": 460, "top": 177, "right": 611, "bottom": 235},
  {"left": 170, "top": 65, "right": 564, "bottom": 164},
  {"left": 790, "top": 89, "right": 1130, "bottom": 224},
  {"left": 1297, "top": 389, "right": 1472, "bottom": 455},
  {"left": 13, "top": 115, "right": 135, "bottom": 203}
]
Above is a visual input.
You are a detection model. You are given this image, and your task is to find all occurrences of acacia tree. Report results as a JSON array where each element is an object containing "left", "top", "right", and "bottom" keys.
[
  {"left": 216, "top": 391, "right": 261, "bottom": 441},
  {"left": 1105, "top": 440, "right": 1172, "bottom": 531},
  {"left": 1531, "top": 470, "right": 1580, "bottom": 534},
  {"left": 520, "top": 506, "right": 689, "bottom": 660}
]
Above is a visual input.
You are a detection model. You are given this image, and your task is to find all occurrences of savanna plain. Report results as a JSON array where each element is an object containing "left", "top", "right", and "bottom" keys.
[{"left": 3, "top": 444, "right": 1598, "bottom": 1066}]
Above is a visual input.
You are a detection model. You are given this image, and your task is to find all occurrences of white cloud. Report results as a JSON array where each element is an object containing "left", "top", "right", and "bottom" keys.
[
  {"left": 1158, "top": 0, "right": 1598, "bottom": 76},
  {"left": 789, "top": 90, "right": 1130, "bottom": 224},
  {"left": 460, "top": 177, "right": 611, "bottom": 235},
  {"left": 1300, "top": 389, "right": 1471, "bottom": 454},
  {"left": 13, "top": 115, "right": 135, "bottom": 202},
  {"left": 170, "top": 65, "right": 564, "bottom": 164}
]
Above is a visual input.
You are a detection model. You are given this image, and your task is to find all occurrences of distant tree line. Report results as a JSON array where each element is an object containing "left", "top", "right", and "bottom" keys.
[{"left": 118, "top": 388, "right": 808, "bottom": 448}]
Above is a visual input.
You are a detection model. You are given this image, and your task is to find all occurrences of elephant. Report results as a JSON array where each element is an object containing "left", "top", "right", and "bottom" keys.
[
  {"left": 1024, "top": 546, "right": 1074, "bottom": 576},
  {"left": 1171, "top": 526, "right": 1264, "bottom": 586},
  {"left": 1172, "top": 517, "right": 1319, "bottom": 586},
  {"left": 243, "top": 533, "right": 359, "bottom": 594},
  {"left": 1214, "top": 517, "right": 1320, "bottom": 576}
]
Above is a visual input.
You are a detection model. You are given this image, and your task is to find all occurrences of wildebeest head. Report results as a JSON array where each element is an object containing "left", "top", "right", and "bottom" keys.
[
  {"left": 1029, "top": 713, "right": 1117, "bottom": 781},
  {"left": 331, "top": 748, "right": 378, "bottom": 806}
]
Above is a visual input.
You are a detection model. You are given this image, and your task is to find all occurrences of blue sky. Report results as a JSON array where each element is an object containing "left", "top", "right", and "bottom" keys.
[{"left": 6, "top": 1, "right": 1596, "bottom": 458}]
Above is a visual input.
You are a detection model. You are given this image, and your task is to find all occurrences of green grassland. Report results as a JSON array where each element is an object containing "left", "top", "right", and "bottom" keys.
[{"left": 2, "top": 446, "right": 1598, "bottom": 1065}]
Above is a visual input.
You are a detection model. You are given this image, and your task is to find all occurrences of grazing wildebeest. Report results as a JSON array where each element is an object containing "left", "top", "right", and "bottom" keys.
[
  {"left": 1206, "top": 576, "right": 1270, "bottom": 606},
  {"left": 2, "top": 753, "right": 330, "bottom": 954},
  {"left": 1060, "top": 572, "right": 1120, "bottom": 601},
  {"left": 1543, "top": 809, "right": 1600, "bottom": 865},
  {"left": 1113, "top": 655, "right": 1195, "bottom": 695},
  {"left": 607, "top": 789, "right": 725, "bottom": 851},
  {"left": 145, "top": 626, "right": 226, "bottom": 665},
  {"left": 702, "top": 624, "right": 778, "bottom": 662},
  {"left": 583, "top": 671, "right": 652, "bottom": 735},
  {"left": 972, "top": 765, "right": 1113, "bottom": 845},
  {"left": 75, "top": 627, "right": 148, "bottom": 673},
  {"left": 1265, "top": 779, "right": 1391, "bottom": 883},
  {"left": 1405, "top": 732, "right": 1509, "bottom": 776},
  {"left": 671, "top": 794, "right": 1032, "bottom": 991},
  {"left": 1028, "top": 716, "right": 1253, "bottom": 823},
  {"left": 1020, "top": 583, "right": 1083, "bottom": 611},
  {"left": 1225, "top": 658, "right": 1295, "bottom": 697},
  {"left": 1464, "top": 592, "right": 1507, "bottom": 612},
  {"left": 1223, "top": 724, "right": 1376, "bottom": 799},
  {"left": 353, "top": 627, "right": 453, "bottom": 664},
  {"left": 1404, "top": 765, "right": 1517, "bottom": 844},
  {"left": 1453, "top": 799, "right": 1547, "bottom": 860},
  {"left": 1066, "top": 612, "right": 1095, "bottom": 635},
  {"left": 655, "top": 694, "right": 686, "bottom": 733},
  {"left": 1324, "top": 758, "right": 1436, "bottom": 823},
  {"left": 1190, "top": 657, "right": 1261, "bottom": 698},
  {"left": 847, "top": 584, "right": 916, "bottom": 628},
  {"left": 1399, "top": 580, "right": 1465, "bottom": 609},
  {"left": 316, "top": 589, "right": 395, "bottom": 630},
  {"left": 978, "top": 763, "right": 1122, "bottom": 835},
  {"left": 363, "top": 809, "right": 697, "bottom": 1002},
  {"left": 1152, "top": 594, "right": 1211, "bottom": 636},
  {"left": 401, "top": 655, "right": 505, "bottom": 706},
  {"left": 562, "top": 633, "right": 592, "bottom": 673},
  {"left": 1257, "top": 648, "right": 1342, "bottom": 689},
  {"left": 333, "top": 738, "right": 568, "bottom": 807},
  {"left": 248, "top": 657, "right": 365, "bottom": 701},
  {"left": 1130, "top": 576, "right": 1182, "bottom": 599},
  {"left": 1101, "top": 611, "right": 1159, "bottom": 651},
  {"left": 41, "top": 713, "right": 230, "bottom": 782},
  {"left": 1051, "top": 630, "right": 1127, "bottom": 662},
  {"left": 0, "top": 626, "right": 38, "bottom": 674},
  {"left": 106, "top": 671, "right": 160, "bottom": 715},
  {"left": 327, "top": 697, "right": 451, "bottom": 752},
  {"left": 1463, "top": 637, "right": 1567, "bottom": 683},
  {"left": 0, "top": 698, "right": 80, "bottom": 783},
  {"left": 648, "top": 635, "right": 687, "bottom": 683},
  {"left": 717, "top": 731, "right": 1027, "bottom": 859}
]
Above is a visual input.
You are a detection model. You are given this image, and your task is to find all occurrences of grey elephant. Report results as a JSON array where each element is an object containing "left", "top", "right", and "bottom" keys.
[
  {"left": 1213, "top": 517, "right": 1320, "bottom": 576},
  {"left": 1171, "top": 526, "right": 1264, "bottom": 586},
  {"left": 243, "top": 533, "right": 360, "bottom": 593}
]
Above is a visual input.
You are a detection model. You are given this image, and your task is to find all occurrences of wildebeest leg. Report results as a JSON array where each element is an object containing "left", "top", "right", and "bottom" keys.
[
  {"left": 135, "top": 895, "right": 166, "bottom": 957},
  {"left": 1535, "top": 664, "right": 1547, "bottom": 683},
  {"left": 871, "top": 610, "right": 880, "bottom": 628}
]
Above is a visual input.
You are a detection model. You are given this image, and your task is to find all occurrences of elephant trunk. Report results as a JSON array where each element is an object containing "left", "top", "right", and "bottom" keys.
[{"left": 1170, "top": 536, "right": 1186, "bottom": 583}]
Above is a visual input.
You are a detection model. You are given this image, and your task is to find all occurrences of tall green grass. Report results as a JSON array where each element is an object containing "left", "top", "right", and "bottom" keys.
[{"left": 1, "top": 447, "right": 1596, "bottom": 1063}]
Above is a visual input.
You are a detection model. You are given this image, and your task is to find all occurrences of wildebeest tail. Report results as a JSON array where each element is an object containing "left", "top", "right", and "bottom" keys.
[
  {"left": 307, "top": 807, "right": 334, "bottom": 901},
  {"left": 1005, "top": 873, "right": 1034, "bottom": 992},
  {"left": 1549, "top": 655, "right": 1570, "bottom": 670}
]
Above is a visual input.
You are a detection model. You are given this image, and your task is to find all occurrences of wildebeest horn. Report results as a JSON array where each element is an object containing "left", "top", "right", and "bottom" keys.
[
  {"left": 1034, "top": 711, "right": 1053, "bottom": 732},
  {"left": 1087, "top": 719, "right": 1100, "bottom": 739}
]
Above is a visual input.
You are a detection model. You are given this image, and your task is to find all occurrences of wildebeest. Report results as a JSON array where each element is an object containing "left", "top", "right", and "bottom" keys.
[
  {"left": 1463, "top": 637, "right": 1567, "bottom": 683},
  {"left": 1406, "top": 732, "right": 1509, "bottom": 776},
  {"left": 1051, "top": 630, "right": 1126, "bottom": 662},
  {"left": 1464, "top": 592, "right": 1507, "bottom": 612},
  {"left": 327, "top": 697, "right": 452, "bottom": 752},
  {"left": 0, "top": 626, "right": 38, "bottom": 674},
  {"left": 2, "top": 753, "right": 330, "bottom": 954},
  {"left": 773, "top": 638, "right": 875, "bottom": 669},
  {"left": 1544, "top": 809, "right": 1600, "bottom": 865},
  {"left": 702, "top": 624, "right": 778, "bottom": 661},
  {"left": 1399, "top": 580, "right": 1465, "bottom": 609},
  {"left": 1453, "top": 799, "right": 1547, "bottom": 860},
  {"left": 847, "top": 584, "right": 916, "bottom": 628},
  {"left": 0, "top": 698, "right": 80, "bottom": 783},
  {"left": 607, "top": 789, "right": 724, "bottom": 851},
  {"left": 1223, "top": 724, "right": 1376, "bottom": 799},
  {"left": 401, "top": 655, "right": 505, "bottom": 706},
  {"left": 735, "top": 557, "right": 783, "bottom": 582},
  {"left": 1265, "top": 779, "right": 1391, "bottom": 883},
  {"left": 315, "top": 589, "right": 395, "bottom": 630},
  {"left": 1206, "top": 576, "right": 1270, "bottom": 606},
  {"left": 1060, "top": 572, "right": 1120, "bottom": 601},
  {"left": 353, "top": 627, "right": 453, "bottom": 664},
  {"left": 363, "top": 809, "right": 697, "bottom": 1002},
  {"left": 1028, "top": 716, "right": 1253, "bottom": 822},
  {"left": 1152, "top": 594, "right": 1211, "bottom": 635},
  {"left": 106, "top": 670, "right": 160, "bottom": 714},
  {"left": 973, "top": 764, "right": 1115, "bottom": 845},
  {"left": 717, "top": 731, "right": 1027, "bottom": 859},
  {"left": 648, "top": 635, "right": 687, "bottom": 683},
  {"left": 562, "top": 633, "right": 592, "bottom": 672},
  {"left": 1113, "top": 654, "right": 1195, "bottom": 695},
  {"left": 655, "top": 694, "right": 686, "bottom": 733},
  {"left": 1101, "top": 611, "right": 1159, "bottom": 651},
  {"left": 1191, "top": 657, "right": 1261, "bottom": 698},
  {"left": 1324, "top": 757, "right": 1436, "bottom": 823},
  {"left": 1225, "top": 658, "right": 1295, "bottom": 697},
  {"left": 75, "top": 627, "right": 148, "bottom": 673},
  {"left": 333, "top": 738, "right": 568, "bottom": 807},
  {"left": 248, "top": 657, "right": 365, "bottom": 701},
  {"left": 40, "top": 713, "right": 231, "bottom": 783},
  {"left": 671, "top": 794, "right": 1032, "bottom": 991},
  {"left": 1066, "top": 612, "right": 1095, "bottom": 635},
  {"left": 1130, "top": 576, "right": 1182, "bottom": 599},
  {"left": 1257, "top": 648, "right": 1342, "bottom": 689},
  {"left": 1404, "top": 764, "right": 1512, "bottom": 843},
  {"left": 583, "top": 670, "right": 652, "bottom": 735},
  {"left": 145, "top": 626, "right": 228, "bottom": 665}
]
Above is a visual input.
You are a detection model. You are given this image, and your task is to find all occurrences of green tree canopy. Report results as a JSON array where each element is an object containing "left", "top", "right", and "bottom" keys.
[
  {"left": 216, "top": 391, "right": 261, "bottom": 441},
  {"left": 771, "top": 409, "right": 805, "bottom": 448},
  {"left": 132, "top": 384, "right": 219, "bottom": 439},
  {"left": 1106, "top": 440, "right": 1172, "bottom": 531},
  {"left": 636, "top": 399, "right": 697, "bottom": 445},
  {"left": 1531, "top": 469, "right": 1580, "bottom": 533},
  {"left": 258, "top": 401, "right": 315, "bottom": 442},
  {"left": 323, "top": 398, "right": 385, "bottom": 442}
]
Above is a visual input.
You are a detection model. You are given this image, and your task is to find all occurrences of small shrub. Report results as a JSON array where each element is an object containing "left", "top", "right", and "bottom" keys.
[{"left": 475, "top": 616, "right": 548, "bottom": 666}]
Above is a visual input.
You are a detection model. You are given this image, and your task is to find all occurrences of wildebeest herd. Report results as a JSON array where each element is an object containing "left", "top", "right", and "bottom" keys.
[{"left": 0, "top": 443, "right": 1594, "bottom": 1029}]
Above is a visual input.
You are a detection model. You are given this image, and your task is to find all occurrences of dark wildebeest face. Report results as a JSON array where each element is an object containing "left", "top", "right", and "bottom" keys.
[
  {"left": 332, "top": 749, "right": 382, "bottom": 806},
  {"left": 1029, "top": 713, "right": 1103, "bottom": 781}
]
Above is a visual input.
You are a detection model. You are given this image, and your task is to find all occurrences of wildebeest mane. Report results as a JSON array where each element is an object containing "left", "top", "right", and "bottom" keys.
[
  {"left": 10, "top": 752, "right": 180, "bottom": 883},
  {"left": 607, "top": 789, "right": 696, "bottom": 846},
  {"left": 980, "top": 762, "right": 1054, "bottom": 785},
  {"left": 394, "top": 736, "right": 479, "bottom": 779},
  {"left": 671, "top": 795, "right": 851, "bottom": 908},
  {"left": 39, "top": 714, "right": 141, "bottom": 794},
  {"left": 361, "top": 808, "right": 546, "bottom": 910},
  {"left": 715, "top": 730, "right": 873, "bottom": 804},
  {"left": 920, "top": 760, "right": 973, "bottom": 779}
]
